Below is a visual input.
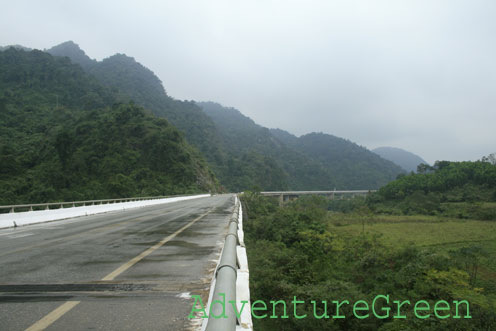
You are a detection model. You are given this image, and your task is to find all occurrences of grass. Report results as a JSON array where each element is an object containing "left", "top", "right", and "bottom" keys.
[
  {"left": 328, "top": 213, "right": 496, "bottom": 294},
  {"left": 329, "top": 214, "right": 496, "bottom": 247}
]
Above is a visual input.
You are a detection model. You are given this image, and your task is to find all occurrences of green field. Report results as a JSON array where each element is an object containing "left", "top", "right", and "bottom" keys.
[
  {"left": 328, "top": 213, "right": 496, "bottom": 300},
  {"left": 329, "top": 214, "right": 496, "bottom": 250}
]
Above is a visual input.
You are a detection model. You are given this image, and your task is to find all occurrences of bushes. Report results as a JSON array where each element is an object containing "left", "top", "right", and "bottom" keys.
[
  {"left": 367, "top": 162, "right": 496, "bottom": 220},
  {"left": 242, "top": 194, "right": 496, "bottom": 330}
]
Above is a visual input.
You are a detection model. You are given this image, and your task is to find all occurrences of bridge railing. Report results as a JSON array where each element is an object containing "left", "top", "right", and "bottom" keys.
[{"left": 0, "top": 194, "right": 192, "bottom": 213}]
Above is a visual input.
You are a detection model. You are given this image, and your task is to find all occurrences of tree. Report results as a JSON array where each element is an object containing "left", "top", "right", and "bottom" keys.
[
  {"left": 450, "top": 245, "right": 488, "bottom": 287},
  {"left": 416, "top": 163, "right": 433, "bottom": 174},
  {"left": 482, "top": 153, "right": 496, "bottom": 165}
]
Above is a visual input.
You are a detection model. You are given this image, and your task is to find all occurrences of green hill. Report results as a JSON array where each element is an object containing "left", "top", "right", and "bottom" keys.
[
  {"left": 200, "top": 102, "right": 405, "bottom": 190},
  {"left": 0, "top": 48, "right": 218, "bottom": 204},
  {"left": 281, "top": 131, "right": 406, "bottom": 189},
  {"left": 368, "top": 160, "right": 496, "bottom": 219},
  {"left": 199, "top": 101, "right": 339, "bottom": 191},
  {"left": 46, "top": 41, "right": 96, "bottom": 70},
  {"left": 199, "top": 102, "right": 404, "bottom": 190},
  {"left": 47, "top": 41, "right": 227, "bottom": 170},
  {"left": 46, "top": 41, "right": 404, "bottom": 192}
]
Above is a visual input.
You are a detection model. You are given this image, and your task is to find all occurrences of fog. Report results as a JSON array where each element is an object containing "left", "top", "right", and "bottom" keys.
[{"left": 2, "top": 0, "right": 495, "bottom": 163}]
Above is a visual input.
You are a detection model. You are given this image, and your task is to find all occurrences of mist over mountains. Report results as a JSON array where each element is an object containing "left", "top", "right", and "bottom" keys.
[
  {"left": 48, "top": 41, "right": 226, "bottom": 170},
  {"left": 373, "top": 146, "right": 428, "bottom": 173},
  {"left": 0, "top": 47, "right": 218, "bottom": 204},
  {"left": 1, "top": 41, "right": 409, "bottom": 201}
]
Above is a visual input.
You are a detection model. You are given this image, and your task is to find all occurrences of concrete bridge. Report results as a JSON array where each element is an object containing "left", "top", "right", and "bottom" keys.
[{"left": 260, "top": 190, "right": 376, "bottom": 205}]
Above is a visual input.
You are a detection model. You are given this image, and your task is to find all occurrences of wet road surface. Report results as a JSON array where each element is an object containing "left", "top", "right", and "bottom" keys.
[{"left": 0, "top": 194, "right": 235, "bottom": 330}]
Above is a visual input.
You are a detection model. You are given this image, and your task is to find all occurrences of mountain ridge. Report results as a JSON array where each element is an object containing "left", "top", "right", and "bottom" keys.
[
  {"left": 47, "top": 41, "right": 227, "bottom": 172},
  {"left": 0, "top": 47, "right": 218, "bottom": 204},
  {"left": 44, "top": 41, "right": 405, "bottom": 191},
  {"left": 200, "top": 101, "right": 405, "bottom": 189}
]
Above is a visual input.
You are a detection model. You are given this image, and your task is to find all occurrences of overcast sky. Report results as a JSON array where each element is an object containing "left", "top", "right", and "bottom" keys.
[{"left": 2, "top": 0, "right": 495, "bottom": 163}]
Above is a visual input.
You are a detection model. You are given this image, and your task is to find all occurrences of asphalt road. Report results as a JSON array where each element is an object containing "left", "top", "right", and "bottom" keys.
[{"left": 0, "top": 194, "right": 236, "bottom": 331}]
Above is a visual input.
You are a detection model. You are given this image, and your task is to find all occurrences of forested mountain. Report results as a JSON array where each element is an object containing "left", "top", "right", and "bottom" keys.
[
  {"left": 270, "top": 129, "right": 405, "bottom": 188},
  {"left": 45, "top": 41, "right": 404, "bottom": 191},
  {"left": 199, "top": 102, "right": 336, "bottom": 191},
  {"left": 0, "top": 48, "right": 218, "bottom": 204},
  {"left": 46, "top": 42, "right": 226, "bottom": 170},
  {"left": 201, "top": 102, "right": 404, "bottom": 189},
  {"left": 373, "top": 146, "right": 427, "bottom": 172},
  {"left": 47, "top": 41, "right": 96, "bottom": 70}
]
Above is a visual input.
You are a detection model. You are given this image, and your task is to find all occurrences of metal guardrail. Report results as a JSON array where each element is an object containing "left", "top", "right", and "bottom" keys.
[
  {"left": 205, "top": 198, "right": 240, "bottom": 331},
  {"left": 0, "top": 194, "right": 192, "bottom": 213}
]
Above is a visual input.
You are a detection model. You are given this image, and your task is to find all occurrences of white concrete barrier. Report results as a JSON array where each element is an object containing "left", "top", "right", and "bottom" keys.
[
  {"left": 0, "top": 194, "right": 210, "bottom": 229},
  {"left": 236, "top": 202, "right": 253, "bottom": 330}
]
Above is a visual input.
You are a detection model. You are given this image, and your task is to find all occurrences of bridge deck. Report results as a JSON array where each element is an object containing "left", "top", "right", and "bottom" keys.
[{"left": 0, "top": 195, "right": 235, "bottom": 331}]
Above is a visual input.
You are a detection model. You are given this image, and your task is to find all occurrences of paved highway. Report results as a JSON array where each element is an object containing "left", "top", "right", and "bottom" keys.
[{"left": 0, "top": 194, "right": 235, "bottom": 331}]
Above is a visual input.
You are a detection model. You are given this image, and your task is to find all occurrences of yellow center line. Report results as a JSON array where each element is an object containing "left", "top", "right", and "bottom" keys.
[
  {"left": 25, "top": 301, "right": 81, "bottom": 331},
  {"left": 2, "top": 204, "right": 195, "bottom": 258},
  {"left": 24, "top": 209, "right": 212, "bottom": 331},
  {"left": 101, "top": 209, "right": 211, "bottom": 281}
]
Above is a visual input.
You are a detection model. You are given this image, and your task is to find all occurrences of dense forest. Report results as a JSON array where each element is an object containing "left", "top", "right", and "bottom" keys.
[
  {"left": 199, "top": 101, "right": 334, "bottom": 191},
  {"left": 46, "top": 41, "right": 405, "bottom": 192},
  {"left": 0, "top": 48, "right": 218, "bottom": 204},
  {"left": 242, "top": 159, "right": 496, "bottom": 330},
  {"left": 200, "top": 101, "right": 405, "bottom": 190},
  {"left": 270, "top": 129, "right": 405, "bottom": 188},
  {"left": 368, "top": 160, "right": 496, "bottom": 220},
  {"left": 1, "top": 41, "right": 438, "bottom": 205},
  {"left": 48, "top": 41, "right": 227, "bottom": 175}
]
